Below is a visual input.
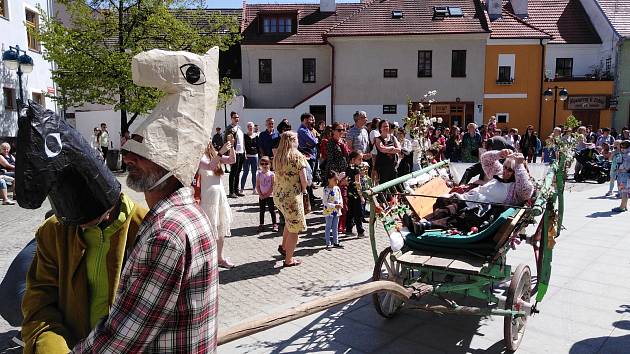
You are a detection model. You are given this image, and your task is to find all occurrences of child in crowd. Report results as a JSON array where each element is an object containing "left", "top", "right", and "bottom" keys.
[
  {"left": 345, "top": 151, "right": 365, "bottom": 237},
  {"left": 542, "top": 136, "right": 556, "bottom": 164},
  {"left": 323, "top": 171, "right": 344, "bottom": 248},
  {"left": 338, "top": 173, "right": 349, "bottom": 235},
  {"left": 607, "top": 140, "right": 623, "bottom": 197},
  {"left": 256, "top": 156, "right": 278, "bottom": 232},
  {"left": 487, "top": 116, "right": 497, "bottom": 140},
  {"left": 612, "top": 140, "right": 630, "bottom": 213}
]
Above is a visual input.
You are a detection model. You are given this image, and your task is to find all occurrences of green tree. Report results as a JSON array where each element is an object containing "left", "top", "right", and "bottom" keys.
[{"left": 37, "top": 0, "right": 239, "bottom": 132}]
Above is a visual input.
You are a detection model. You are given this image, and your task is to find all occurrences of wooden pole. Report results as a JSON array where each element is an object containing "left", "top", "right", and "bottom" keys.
[{"left": 218, "top": 281, "right": 412, "bottom": 345}]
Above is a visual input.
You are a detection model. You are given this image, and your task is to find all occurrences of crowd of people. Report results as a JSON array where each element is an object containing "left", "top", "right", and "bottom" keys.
[{"left": 193, "top": 111, "right": 630, "bottom": 271}]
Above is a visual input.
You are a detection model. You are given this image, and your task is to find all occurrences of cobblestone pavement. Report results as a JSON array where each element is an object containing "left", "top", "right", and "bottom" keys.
[{"left": 0, "top": 171, "right": 609, "bottom": 353}]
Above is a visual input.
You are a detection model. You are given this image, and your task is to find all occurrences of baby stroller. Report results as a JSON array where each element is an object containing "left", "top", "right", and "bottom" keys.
[{"left": 574, "top": 148, "right": 610, "bottom": 183}]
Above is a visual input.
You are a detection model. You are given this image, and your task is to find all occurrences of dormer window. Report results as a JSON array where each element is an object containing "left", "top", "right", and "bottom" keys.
[{"left": 261, "top": 14, "right": 294, "bottom": 33}]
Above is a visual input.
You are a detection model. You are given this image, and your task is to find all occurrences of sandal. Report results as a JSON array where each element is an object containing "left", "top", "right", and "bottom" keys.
[
  {"left": 283, "top": 259, "right": 302, "bottom": 267},
  {"left": 2, "top": 200, "right": 16, "bottom": 205},
  {"left": 277, "top": 245, "right": 286, "bottom": 256},
  {"left": 218, "top": 258, "right": 236, "bottom": 269}
]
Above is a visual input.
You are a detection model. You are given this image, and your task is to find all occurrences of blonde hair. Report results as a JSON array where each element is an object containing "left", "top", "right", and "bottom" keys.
[
  {"left": 503, "top": 158, "right": 516, "bottom": 171},
  {"left": 204, "top": 141, "right": 224, "bottom": 176},
  {"left": 273, "top": 131, "right": 303, "bottom": 172}
]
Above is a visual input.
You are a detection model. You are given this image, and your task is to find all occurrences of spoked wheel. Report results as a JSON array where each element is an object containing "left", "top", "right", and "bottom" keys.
[
  {"left": 504, "top": 264, "right": 532, "bottom": 352},
  {"left": 372, "top": 247, "right": 405, "bottom": 318}
]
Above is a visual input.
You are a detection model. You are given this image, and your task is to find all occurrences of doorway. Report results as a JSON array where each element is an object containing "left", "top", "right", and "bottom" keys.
[
  {"left": 572, "top": 110, "right": 601, "bottom": 130},
  {"left": 309, "top": 105, "right": 327, "bottom": 126}
]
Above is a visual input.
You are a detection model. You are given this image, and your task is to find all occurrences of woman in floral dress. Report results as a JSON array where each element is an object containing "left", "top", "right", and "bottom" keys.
[{"left": 273, "top": 131, "right": 309, "bottom": 267}]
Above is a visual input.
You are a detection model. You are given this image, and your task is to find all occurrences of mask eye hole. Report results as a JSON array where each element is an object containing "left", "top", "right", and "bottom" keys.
[
  {"left": 45, "top": 133, "right": 62, "bottom": 158},
  {"left": 179, "top": 64, "right": 206, "bottom": 85}
]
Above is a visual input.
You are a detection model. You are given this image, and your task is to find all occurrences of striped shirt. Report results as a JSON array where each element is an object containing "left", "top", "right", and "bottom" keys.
[{"left": 73, "top": 187, "right": 218, "bottom": 353}]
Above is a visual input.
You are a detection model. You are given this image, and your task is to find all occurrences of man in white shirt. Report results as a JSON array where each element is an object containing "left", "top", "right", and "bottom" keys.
[{"left": 226, "top": 111, "right": 245, "bottom": 197}]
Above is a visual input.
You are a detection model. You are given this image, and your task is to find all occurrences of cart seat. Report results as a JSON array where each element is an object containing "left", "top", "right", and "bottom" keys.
[{"left": 404, "top": 208, "right": 517, "bottom": 248}]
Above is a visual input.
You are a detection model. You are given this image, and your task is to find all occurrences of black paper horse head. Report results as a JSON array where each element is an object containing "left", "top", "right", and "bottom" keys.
[{"left": 15, "top": 100, "right": 121, "bottom": 225}]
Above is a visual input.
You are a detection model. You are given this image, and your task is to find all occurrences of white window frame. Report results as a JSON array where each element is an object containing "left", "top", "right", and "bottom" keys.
[
  {"left": 498, "top": 54, "right": 515, "bottom": 81},
  {"left": 0, "top": 0, "right": 9, "bottom": 20},
  {"left": 496, "top": 113, "right": 509, "bottom": 123},
  {"left": 24, "top": 4, "right": 41, "bottom": 52}
]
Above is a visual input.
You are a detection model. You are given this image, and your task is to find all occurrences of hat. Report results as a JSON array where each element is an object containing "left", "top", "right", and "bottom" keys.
[{"left": 122, "top": 48, "right": 219, "bottom": 186}]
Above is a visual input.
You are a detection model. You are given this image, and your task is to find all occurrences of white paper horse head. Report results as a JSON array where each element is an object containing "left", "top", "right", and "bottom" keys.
[{"left": 123, "top": 47, "right": 219, "bottom": 185}]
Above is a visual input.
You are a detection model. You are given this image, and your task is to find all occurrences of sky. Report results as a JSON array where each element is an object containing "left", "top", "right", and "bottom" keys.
[{"left": 209, "top": 0, "right": 360, "bottom": 9}]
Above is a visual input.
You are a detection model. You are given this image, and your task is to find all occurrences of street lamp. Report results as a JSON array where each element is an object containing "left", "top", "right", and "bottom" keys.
[
  {"left": 544, "top": 86, "right": 568, "bottom": 129},
  {"left": 2, "top": 45, "right": 34, "bottom": 109}
]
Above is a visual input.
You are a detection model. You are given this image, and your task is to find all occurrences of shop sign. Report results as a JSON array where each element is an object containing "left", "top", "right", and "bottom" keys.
[
  {"left": 47, "top": 87, "right": 56, "bottom": 94},
  {"left": 432, "top": 104, "right": 450, "bottom": 115},
  {"left": 567, "top": 96, "right": 607, "bottom": 110}
]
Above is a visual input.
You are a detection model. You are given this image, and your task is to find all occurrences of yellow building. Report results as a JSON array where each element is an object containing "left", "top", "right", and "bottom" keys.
[{"left": 484, "top": 0, "right": 615, "bottom": 136}]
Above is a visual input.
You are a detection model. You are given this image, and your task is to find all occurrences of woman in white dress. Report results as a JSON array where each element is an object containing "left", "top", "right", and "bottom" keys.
[{"left": 198, "top": 138, "right": 236, "bottom": 268}]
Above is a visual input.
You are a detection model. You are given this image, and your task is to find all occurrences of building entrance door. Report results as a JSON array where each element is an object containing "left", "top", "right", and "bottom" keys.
[
  {"left": 572, "top": 110, "right": 601, "bottom": 130},
  {"left": 450, "top": 104, "right": 465, "bottom": 128},
  {"left": 309, "top": 105, "right": 327, "bottom": 126}
]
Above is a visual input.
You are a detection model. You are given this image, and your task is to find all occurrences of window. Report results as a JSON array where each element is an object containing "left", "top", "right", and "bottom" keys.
[
  {"left": 3, "top": 87, "right": 15, "bottom": 110},
  {"left": 25, "top": 8, "right": 40, "bottom": 51},
  {"left": 417, "top": 50, "right": 432, "bottom": 77},
  {"left": 259, "top": 59, "right": 272, "bottom": 83},
  {"left": 303, "top": 58, "right": 316, "bottom": 83},
  {"left": 262, "top": 15, "right": 293, "bottom": 33},
  {"left": 32, "top": 92, "right": 44, "bottom": 106},
  {"left": 555, "top": 58, "right": 573, "bottom": 78},
  {"left": 451, "top": 50, "right": 466, "bottom": 77},
  {"left": 383, "top": 105, "right": 397, "bottom": 114},
  {"left": 496, "top": 113, "right": 509, "bottom": 123},
  {"left": 497, "top": 66, "right": 512, "bottom": 83},
  {"left": 384, "top": 69, "right": 398, "bottom": 78},
  {"left": 0, "top": 0, "right": 8, "bottom": 18}
]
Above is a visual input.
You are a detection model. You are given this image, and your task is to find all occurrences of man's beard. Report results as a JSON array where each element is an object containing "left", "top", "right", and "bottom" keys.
[{"left": 126, "top": 167, "right": 169, "bottom": 192}]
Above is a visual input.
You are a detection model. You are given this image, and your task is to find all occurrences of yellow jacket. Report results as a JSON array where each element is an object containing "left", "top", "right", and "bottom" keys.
[{"left": 21, "top": 194, "right": 147, "bottom": 354}]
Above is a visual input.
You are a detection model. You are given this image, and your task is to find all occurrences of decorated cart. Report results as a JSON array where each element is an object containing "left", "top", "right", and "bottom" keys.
[{"left": 365, "top": 154, "right": 566, "bottom": 351}]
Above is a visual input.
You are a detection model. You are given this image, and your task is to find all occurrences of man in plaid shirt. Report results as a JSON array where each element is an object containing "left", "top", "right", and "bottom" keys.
[{"left": 73, "top": 48, "right": 219, "bottom": 353}]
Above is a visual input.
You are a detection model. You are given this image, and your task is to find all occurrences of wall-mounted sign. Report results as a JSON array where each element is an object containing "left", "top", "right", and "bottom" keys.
[
  {"left": 47, "top": 87, "right": 56, "bottom": 94},
  {"left": 432, "top": 104, "right": 450, "bottom": 115},
  {"left": 567, "top": 96, "right": 607, "bottom": 110}
]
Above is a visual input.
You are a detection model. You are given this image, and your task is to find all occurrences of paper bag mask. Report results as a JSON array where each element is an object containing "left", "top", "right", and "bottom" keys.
[{"left": 122, "top": 48, "right": 219, "bottom": 186}]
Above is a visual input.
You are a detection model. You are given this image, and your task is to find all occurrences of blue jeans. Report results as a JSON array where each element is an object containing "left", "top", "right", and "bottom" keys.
[
  {"left": 0, "top": 238, "right": 36, "bottom": 326},
  {"left": 325, "top": 214, "right": 339, "bottom": 246},
  {"left": 240, "top": 155, "right": 258, "bottom": 190}
]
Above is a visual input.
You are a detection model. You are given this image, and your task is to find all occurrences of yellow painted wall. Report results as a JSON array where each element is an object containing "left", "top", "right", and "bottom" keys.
[
  {"left": 483, "top": 44, "right": 544, "bottom": 133},
  {"left": 540, "top": 81, "right": 614, "bottom": 136}
]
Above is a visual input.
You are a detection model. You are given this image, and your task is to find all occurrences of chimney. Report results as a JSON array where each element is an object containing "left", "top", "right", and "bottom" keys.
[
  {"left": 487, "top": 0, "right": 502, "bottom": 20},
  {"left": 510, "top": 0, "right": 528, "bottom": 18},
  {"left": 320, "top": 0, "right": 336, "bottom": 13}
]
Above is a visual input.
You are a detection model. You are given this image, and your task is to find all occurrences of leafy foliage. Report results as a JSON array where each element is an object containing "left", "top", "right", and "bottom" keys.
[{"left": 36, "top": 0, "right": 240, "bottom": 130}]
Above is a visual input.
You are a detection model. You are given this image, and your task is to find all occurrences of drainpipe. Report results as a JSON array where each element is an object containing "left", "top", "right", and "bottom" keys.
[
  {"left": 613, "top": 37, "right": 625, "bottom": 129},
  {"left": 538, "top": 38, "right": 546, "bottom": 136},
  {"left": 325, "top": 38, "right": 335, "bottom": 125}
]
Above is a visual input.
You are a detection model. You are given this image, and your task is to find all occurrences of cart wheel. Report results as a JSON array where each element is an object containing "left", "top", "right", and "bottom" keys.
[
  {"left": 504, "top": 264, "right": 532, "bottom": 352},
  {"left": 372, "top": 247, "right": 405, "bottom": 318}
]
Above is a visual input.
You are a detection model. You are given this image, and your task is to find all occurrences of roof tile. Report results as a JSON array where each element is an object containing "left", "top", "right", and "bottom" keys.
[{"left": 595, "top": 0, "right": 630, "bottom": 37}]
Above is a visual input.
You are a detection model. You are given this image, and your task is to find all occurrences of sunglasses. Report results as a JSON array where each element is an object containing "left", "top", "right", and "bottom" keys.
[
  {"left": 503, "top": 166, "right": 514, "bottom": 172},
  {"left": 260, "top": 162, "right": 270, "bottom": 166}
]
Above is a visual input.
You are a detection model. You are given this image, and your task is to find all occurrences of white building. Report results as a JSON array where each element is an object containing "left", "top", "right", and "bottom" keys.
[
  {"left": 238, "top": 0, "right": 490, "bottom": 129},
  {"left": 0, "top": 0, "right": 57, "bottom": 137}
]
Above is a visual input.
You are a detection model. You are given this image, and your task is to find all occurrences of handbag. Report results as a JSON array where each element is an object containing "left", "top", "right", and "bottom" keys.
[{"left": 303, "top": 193, "right": 311, "bottom": 214}]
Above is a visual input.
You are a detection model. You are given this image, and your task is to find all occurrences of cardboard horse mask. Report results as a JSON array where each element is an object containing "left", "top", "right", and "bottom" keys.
[
  {"left": 123, "top": 47, "right": 219, "bottom": 186},
  {"left": 15, "top": 101, "right": 121, "bottom": 225}
]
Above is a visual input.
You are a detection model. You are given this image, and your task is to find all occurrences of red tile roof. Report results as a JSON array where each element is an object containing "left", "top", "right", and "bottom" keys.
[
  {"left": 522, "top": 0, "right": 601, "bottom": 44},
  {"left": 595, "top": 0, "right": 630, "bottom": 37},
  {"left": 241, "top": 1, "right": 489, "bottom": 44},
  {"left": 241, "top": 4, "right": 363, "bottom": 45},
  {"left": 488, "top": 3, "right": 551, "bottom": 39},
  {"left": 326, "top": 0, "right": 490, "bottom": 37}
]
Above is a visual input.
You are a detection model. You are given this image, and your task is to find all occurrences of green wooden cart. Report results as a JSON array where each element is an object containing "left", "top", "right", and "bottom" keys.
[{"left": 364, "top": 156, "right": 567, "bottom": 352}]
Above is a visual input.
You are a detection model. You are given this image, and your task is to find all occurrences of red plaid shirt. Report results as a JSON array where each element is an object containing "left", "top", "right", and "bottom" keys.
[{"left": 72, "top": 187, "right": 218, "bottom": 353}]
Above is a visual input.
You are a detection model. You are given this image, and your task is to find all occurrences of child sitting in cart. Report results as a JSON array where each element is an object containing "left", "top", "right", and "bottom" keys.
[{"left": 408, "top": 149, "right": 534, "bottom": 233}]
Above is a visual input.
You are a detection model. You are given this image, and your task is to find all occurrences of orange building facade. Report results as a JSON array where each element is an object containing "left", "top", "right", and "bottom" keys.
[{"left": 483, "top": 42, "right": 545, "bottom": 133}]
